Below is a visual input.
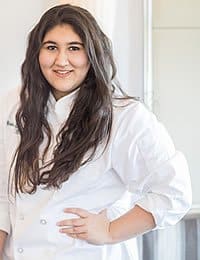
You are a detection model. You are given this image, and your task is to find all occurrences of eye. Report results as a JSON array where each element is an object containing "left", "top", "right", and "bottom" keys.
[
  {"left": 46, "top": 45, "right": 57, "bottom": 51},
  {"left": 68, "top": 46, "right": 80, "bottom": 51}
]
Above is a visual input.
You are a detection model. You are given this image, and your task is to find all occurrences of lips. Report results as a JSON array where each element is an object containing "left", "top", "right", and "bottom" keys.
[{"left": 53, "top": 69, "right": 73, "bottom": 78}]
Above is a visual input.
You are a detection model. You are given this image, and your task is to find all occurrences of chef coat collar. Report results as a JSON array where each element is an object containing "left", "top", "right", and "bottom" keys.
[{"left": 47, "top": 87, "right": 80, "bottom": 123}]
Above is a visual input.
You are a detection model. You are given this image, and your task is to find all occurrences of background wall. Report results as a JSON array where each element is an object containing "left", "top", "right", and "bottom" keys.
[
  {"left": 0, "top": 0, "right": 50, "bottom": 92},
  {"left": 152, "top": 0, "right": 200, "bottom": 207}
]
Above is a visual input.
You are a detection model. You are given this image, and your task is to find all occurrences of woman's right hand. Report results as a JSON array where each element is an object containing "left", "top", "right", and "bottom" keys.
[{"left": 0, "top": 230, "right": 7, "bottom": 260}]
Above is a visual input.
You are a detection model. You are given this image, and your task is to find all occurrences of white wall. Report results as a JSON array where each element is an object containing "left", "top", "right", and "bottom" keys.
[
  {"left": 152, "top": 0, "right": 200, "bottom": 206},
  {"left": 0, "top": 0, "right": 55, "bottom": 92},
  {"left": 111, "top": 0, "right": 144, "bottom": 97}
]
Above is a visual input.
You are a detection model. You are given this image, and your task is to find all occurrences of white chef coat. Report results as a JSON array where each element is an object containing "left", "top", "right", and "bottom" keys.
[{"left": 0, "top": 87, "right": 192, "bottom": 260}]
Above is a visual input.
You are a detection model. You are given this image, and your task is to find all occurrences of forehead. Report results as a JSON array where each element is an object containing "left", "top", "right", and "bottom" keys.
[{"left": 43, "top": 24, "right": 82, "bottom": 42}]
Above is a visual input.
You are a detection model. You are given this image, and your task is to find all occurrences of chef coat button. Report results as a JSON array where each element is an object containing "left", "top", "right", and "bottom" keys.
[
  {"left": 40, "top": 219, "right": 47, "bottom": 225},
  {"left": 17, "top": 248, "right": 24, "bottom": 253}
]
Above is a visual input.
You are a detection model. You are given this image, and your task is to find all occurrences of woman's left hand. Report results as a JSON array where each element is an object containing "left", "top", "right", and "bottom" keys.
[{"left": 56, "top": 208, "right": 113, "bottom": 245}]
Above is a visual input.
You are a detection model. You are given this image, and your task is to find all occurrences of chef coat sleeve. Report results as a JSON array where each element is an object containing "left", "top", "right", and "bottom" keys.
[
  {"left": 0, "top": 97, "right": 11, "bottom": 234},
  {"left": 112, "top": 102, "right": 192, "bottom": 229}
]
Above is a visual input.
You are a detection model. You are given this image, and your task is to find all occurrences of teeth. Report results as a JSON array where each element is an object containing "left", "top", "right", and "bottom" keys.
[{"left": 56, "top": 70, "right": 70, "bottom": 74}]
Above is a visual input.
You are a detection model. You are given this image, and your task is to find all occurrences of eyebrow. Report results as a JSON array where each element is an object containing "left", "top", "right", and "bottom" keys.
[{"left": 42, "top": 40, "right": 84, "bottom": 46}]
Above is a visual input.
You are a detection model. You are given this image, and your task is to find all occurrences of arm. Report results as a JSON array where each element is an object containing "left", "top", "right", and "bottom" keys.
[
  {"left": 0, "top": 95, "right": 11, "bottom": 256},
  {"left": 0, "top": 230, "right": 7, "bottom": 258},
  {"left": 111, "top": 103, "right": 192, "bottom": 229},
  {"left": 109, "top": 204, "right": 155, "bottom": 243}
]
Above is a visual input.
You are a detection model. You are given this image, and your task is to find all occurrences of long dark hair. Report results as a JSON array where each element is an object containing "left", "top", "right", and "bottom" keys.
[{"left": 11, "top": 4, "right": 131, "bottom": 194}]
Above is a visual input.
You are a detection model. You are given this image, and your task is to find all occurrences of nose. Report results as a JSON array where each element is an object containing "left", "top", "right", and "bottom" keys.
[{"left": 55, "top": 50, "right": 69, "bottom": 67}]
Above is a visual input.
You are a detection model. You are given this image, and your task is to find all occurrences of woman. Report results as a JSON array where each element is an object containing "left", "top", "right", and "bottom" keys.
[{"left": 0, "top": 4, "right": 192, "bottom": 260}]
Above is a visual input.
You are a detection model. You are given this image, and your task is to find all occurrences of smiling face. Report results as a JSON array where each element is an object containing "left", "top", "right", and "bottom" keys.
[{"left": 39, "top": 24, "right": 90, "bottom": 100}]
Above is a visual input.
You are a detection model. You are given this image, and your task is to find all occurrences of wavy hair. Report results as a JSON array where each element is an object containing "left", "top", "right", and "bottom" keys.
[{"left": 11, "top": 4, "right": 131, "bottom": 194}]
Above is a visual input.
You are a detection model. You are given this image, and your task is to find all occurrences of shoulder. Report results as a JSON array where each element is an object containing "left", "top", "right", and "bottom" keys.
[
  {"left": 112, "top": 98, "right": 156, "bottom": 132},
  {"left": 112, "top": 98, "right": 175, "bottom": 163},
  {"left": 112, "top": 98, "right": 174, "bottom": 151}
]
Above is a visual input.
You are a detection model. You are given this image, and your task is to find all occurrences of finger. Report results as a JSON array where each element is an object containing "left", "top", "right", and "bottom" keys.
[
  {"left": 60, "top": 225, "right": 87, "bottom": 234},
  {"left": 63, "top": 208, "right": 90, "bottom": 218},
  {"left": 68, "top": 232, "right": 88, "bottom": 240},
  {"left": 57, "top": 218, "right": 85, "bottom": 227}
]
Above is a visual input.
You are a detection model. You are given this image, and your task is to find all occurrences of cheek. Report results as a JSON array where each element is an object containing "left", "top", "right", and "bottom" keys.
[
  {"left": 39, "top": 52, "right": 54, "bottom": 68},
  {"left": 73, "top": 54, "right": 90, "bottom": 69}
]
